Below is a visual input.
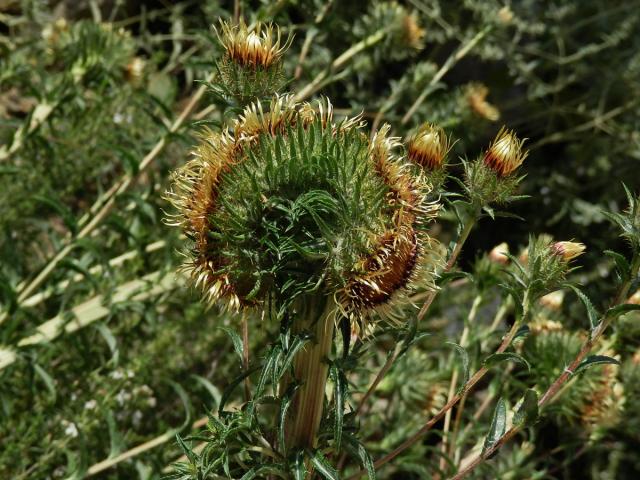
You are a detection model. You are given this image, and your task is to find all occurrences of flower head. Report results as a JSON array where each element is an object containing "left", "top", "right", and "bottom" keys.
[
  {"left": 401, "top": 11, "right": 426, "bottom": 50},
  {"left": 165, "top": 97, "right": 439, "bottom": 326},
  {"left": 484, "top": 127, "right": 528, "bottom": 177},
  {"left": 217, "top": 19, "right": 290, "bottom": 69},
  {"left": 466, "top": 83, "right": 500, "bottom": 122},
  {"left": 406, "top": 123, "right": 450, "bottom": 170},
  {"left": 551, "top": 241, "right": 586, "bottom": 262}
]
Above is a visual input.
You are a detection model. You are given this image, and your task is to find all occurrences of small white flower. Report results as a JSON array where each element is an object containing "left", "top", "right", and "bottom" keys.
[
  {"left": 147, "top": 396, "right": 157, "bottom": 408},
  {"left": 110, "top": 370, "right": 124, "bottom": 380},
  {"left": 63, "top": 421, "right": 79, "bottom": 438},
  {"left": 84, "top": 399, "right": 97, "bottom": 410}
]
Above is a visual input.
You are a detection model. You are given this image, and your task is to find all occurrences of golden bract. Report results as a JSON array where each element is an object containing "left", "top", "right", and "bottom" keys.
[
  {"left": 407, "top": 123, "right": 450, "bottom": 170},
  {"left": 217, "top": 19, "right": 289, "bottom": 69},
  {"left": 484, "top": 127, "right": 529, "bottom": 177}
]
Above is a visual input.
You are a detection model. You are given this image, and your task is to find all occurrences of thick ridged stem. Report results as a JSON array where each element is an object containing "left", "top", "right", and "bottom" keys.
[{"left": 287, "top": 296, "right": 336, "bottom": 449}]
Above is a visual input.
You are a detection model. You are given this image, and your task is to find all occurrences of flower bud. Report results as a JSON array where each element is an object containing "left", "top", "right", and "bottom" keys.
[
  {"left": 551, "top": 241, "right": 586, "bottom": 262},
  {"left": 627, "top": 289, "right": 640, "bottom": 305},
  {"left": 217, "top": 20, "right": 289, "bottom": 69},
  {"left": 484, "top": 127, "right": 528, "bottom": 177},
  {"left": 466, "top": 83, "right": 500, "bottom": 122},
  {"left": 488, "top": 242, "right": 509, "bottom": 264},
  {"left": 401, "top": 12, "right": 426, "bottom": 51},
  {"left": 540, "top": 290, "right": 564, "bottom": 310},
  {"left": 406, "top": 123, "right": 450, "bottom": 170}
]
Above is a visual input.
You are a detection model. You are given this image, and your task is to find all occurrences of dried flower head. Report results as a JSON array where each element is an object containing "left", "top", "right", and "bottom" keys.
[
  {"left": 466, "top": 83, "right": 500, "bottom": 121},
  {"left": 551, "top": 241, "right": 586, "bottom": 262},
  {"left": 497, "top": 6, "right": 514, "bottom": 25},
  {"left": 217, "top": 19, "right": 289, "bottom": 69},
  {"left": 406, "top": 123, "right": 451, "bottom": 170},
  {"left": 488, "top": 242, "right": 510, "bottom": 264},
  {"left": 484, "top": 127, "right": 529, "bottom": 176},
  {"left": 166, "top": 96, "right": 439, "bottom": 326}
]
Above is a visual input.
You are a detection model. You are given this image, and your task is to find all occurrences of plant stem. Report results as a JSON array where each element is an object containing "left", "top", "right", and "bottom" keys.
[
  {"left": 439, "top": 294, "right": 483, "bottom": 470},
  {"left": 449, "top": 251, "right": 640, "bottom": 480},
  {"left": 287, "top": 296, "right": 336, "bottom": 449}
]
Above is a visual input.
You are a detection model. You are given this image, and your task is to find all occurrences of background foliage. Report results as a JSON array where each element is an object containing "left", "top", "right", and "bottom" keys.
[{"left": 1, "top": 0, "right": 639, "bottom": 478}]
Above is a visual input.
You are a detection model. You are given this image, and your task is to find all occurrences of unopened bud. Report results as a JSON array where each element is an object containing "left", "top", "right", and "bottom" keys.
[
  {"left": 488, "top": 242, "right": 509, "bottom": 264},
  {"left": 551, "top": 241, "right": 586, "bottom": 262},
  {"left": 407, "top": 123, "right": 450, "bottom": 170},
  {"left": 627, "top": 289, "right": 640, "bottom": 305},
  {"left": 484, "top": 127, "right": 528, "bottom": 177}
]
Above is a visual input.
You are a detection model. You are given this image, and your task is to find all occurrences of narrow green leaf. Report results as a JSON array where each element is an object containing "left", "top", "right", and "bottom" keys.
[
  {"left": 94, "top": 323, "right": 119, "bottom": 365},
  {"left": 606, "top": 303, "right": 640, "bottom": 319},
  {"left": 482, "top": 398, "right": 507, "bottom": 454},
  {"left": 33, "top": 363, "right": 56, "bottom": 401},
  {"left": 513, "top": 324, "right": 530, "bottom": 341},
  {"left": 278, "top": 384, "right": 297, "bottom": 454},
  {"left": 329, "top": 365, "right": 346, "bottom": 449},
  {"left": 293, "top": 450, "right": 308, "bottom": 480},
  {"left": 574, "top": 355, "right": 620, "bottom": 375},
  {"left": 190, "top": 375, "right": 222, "bottom": 406},
  {"left": 309, "top": 450, "right": 339, "bottom": 480},
  {"left": 514, "top": 389, "right": 538, "bottom": 426},
  {"left": 484, "top": 352, "right": 530, "bottom": 371},
  {"left": 446, "top": 342, "right": 470, "bottom": 386},
  {"left": 566, "top": 285, "right": 599, "bottom": 331},
  {"left": 604, "top": 250, "right": 630, "bottom": 281},
  {"left": 217, "top": 326, "right": 244, "bottom": 364},
  {"left": 106, "top": 409, "right": 125, "bottom": 458}
]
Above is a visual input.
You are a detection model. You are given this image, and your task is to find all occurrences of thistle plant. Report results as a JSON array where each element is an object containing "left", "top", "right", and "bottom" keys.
[
  {"left": 165, "top": 37, "right": 441, "bottom": 465},
  {"left": 5, "top": 3, "right": 640, "bottom": 480}
]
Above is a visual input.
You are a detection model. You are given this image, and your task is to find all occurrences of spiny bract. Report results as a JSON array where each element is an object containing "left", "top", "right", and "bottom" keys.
[{"left": 165, "top": 95, "right": 440, "bottom": 325}]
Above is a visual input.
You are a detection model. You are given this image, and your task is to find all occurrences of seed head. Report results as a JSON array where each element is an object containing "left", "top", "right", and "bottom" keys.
[
  {"left": 406, "top": 123, "right": 450, "bottom": 170},
  {"left": 217, "top": 19, "right": 290, "bottom": 69},
  {"left": 551, "top": 241, "right": 586, "bottom": 262},
  {"left": 484, "top": 127, "right": 528, "bottom": 177}
]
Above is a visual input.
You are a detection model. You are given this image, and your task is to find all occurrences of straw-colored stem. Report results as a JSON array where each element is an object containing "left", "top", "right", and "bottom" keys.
[{"left": 287, "top": 296, "right": 336, "bottom": 449}]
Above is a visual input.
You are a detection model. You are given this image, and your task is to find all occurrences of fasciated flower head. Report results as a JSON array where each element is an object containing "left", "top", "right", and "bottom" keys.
[
  {"left": 466, "top": 83, "right": 500, "bottom": 122},
  {"left": 551, "top": 241, "right": 586, "bottom": 262},
  {"left": 406, "top": 123, "right": 450, "bottom": 170},
  {"left": 484, "top": 127, "right": 528, "bottom": 177},
  {"left": 166, "top": 96, "right": 440, "bottom": 327},
  {"left": 217, "top": 19, "right": 290, "bottom": 69}
]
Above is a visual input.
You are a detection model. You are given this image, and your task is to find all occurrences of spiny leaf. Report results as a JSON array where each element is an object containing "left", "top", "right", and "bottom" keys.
[
  {"left": 484, "top": 352, "right": 530, "bottom": 371},
  {"left": 217, "top": 326, "right": 245, "bottom": 364},
  {"left": 574, "top": 355, "right": 620, "bottom": 375},
  {"left": 308, "top": 450, "right": 339, "bottom": 480},
  {"left": 566, "top": 284, "right": 599, "bottom": 331}
]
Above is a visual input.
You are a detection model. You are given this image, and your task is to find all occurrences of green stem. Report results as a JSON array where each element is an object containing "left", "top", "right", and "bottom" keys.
[{"left": 287, "top": 296, "right": 336, "bottom": 449}]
